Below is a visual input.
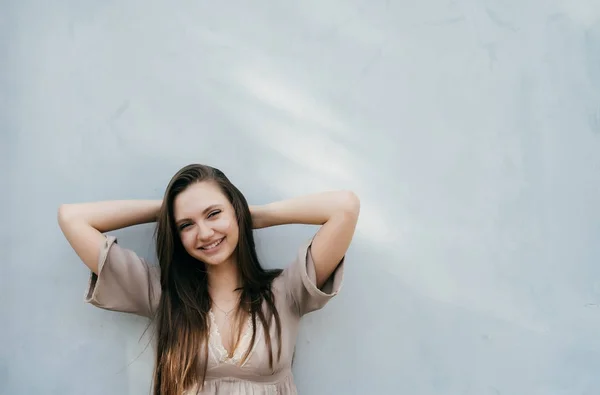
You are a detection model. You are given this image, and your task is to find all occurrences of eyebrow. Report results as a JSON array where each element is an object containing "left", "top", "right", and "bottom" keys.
[{"left": 175, "top": 204, "right": 222, "bottom": 225}]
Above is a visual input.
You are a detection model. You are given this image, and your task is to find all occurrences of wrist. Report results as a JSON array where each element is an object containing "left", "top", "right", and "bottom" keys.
[
  {"left": 250, "top": 205, "right": 268, "bottom": 229},
  {"left": 154, "top": 199, "right": 163, "bottom": 217}
]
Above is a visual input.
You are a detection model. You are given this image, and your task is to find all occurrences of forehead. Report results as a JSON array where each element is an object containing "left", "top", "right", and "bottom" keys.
[{"left": 173, "top": 182, "right": 228, "bottom": 219}]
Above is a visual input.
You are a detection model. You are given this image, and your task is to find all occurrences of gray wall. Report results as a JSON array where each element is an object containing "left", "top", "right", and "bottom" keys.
[{"left": 3, "top": 1, "right": 600, "bottom": 394}]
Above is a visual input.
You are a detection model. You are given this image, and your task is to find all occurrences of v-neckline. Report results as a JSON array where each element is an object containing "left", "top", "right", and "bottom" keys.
[{"left": 208, "top": 310, "right": 254, "bottom": 365}]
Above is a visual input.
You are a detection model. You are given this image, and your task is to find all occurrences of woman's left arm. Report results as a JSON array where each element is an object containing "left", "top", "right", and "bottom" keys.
[{"left": 251, "top": 191, "right": 360, "bottom": 288}]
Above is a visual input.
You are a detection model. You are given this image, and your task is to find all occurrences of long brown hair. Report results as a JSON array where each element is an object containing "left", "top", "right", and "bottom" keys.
[{"left": 151, "top": 164, "right": 283, "bottom": 394}]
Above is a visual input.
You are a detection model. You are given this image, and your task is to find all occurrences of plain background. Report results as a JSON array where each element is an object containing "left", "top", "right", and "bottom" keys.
[{"left": 3, "top": 1, "right": 600, "bottom": 394}]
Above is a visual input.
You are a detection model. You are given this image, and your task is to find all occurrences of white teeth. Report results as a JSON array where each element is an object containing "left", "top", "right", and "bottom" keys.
[{"left": 201, "top": 238, "right": 223, "bottom": 250}]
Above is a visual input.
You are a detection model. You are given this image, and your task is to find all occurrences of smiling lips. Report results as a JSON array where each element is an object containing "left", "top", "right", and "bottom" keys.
[{"left": 198, "top": 237, "right": 225, "bottom": 251}]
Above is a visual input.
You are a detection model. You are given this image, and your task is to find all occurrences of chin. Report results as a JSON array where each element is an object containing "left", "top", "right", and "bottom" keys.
[
  {"left": 194, "top": 248, "right": 235, "bottom": 266},
  {"left": 201, "top": 256, "right": 226, "bottom": 266}
]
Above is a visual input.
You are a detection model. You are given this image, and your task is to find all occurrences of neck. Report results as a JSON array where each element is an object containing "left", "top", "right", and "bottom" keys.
[{"left": 207, "top": 256, "right": 241, "bottom": 294}]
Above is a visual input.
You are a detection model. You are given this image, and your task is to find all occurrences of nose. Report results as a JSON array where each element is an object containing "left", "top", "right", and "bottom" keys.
[{"left": 196, "top": 222, "right": 215, "bottom": 242}]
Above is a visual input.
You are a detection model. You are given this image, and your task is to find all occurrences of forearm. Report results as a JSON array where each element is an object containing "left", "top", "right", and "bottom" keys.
[
  {"left": 58, "top": 200, "right": 162, "bottom": 233},
  {"left": 251, "top": 191, "right": 360, "bottom": 229}
]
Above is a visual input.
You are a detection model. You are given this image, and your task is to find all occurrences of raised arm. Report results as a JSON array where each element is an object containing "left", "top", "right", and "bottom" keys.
[
  {"left": 251, "top": 190, "right": 360, "bottom": 289},
  {"left": 57, "top": 200, "right": 162, "bottom": 274}
]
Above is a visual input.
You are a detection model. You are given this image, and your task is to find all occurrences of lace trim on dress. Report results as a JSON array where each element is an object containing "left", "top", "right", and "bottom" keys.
[{"left": 208, "top": 310, "right": 256, "bottom": 367}]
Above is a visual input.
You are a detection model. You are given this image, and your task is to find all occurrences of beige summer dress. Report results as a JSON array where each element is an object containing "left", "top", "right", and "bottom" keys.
[{"left": 84, "top": 235, "right": 344, "bottom": 394}]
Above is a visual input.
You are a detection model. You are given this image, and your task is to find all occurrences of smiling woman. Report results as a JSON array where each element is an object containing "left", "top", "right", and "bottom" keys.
[
  {"left": 57, "top": 163, "right": 360, "bottom": 395},
  {"left": 173, "top": 183, "right": 241, "bottom": 267}
]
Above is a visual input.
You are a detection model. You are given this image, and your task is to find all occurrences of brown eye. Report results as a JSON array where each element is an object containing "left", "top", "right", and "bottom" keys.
[{"left": 208, "top": 210, "right": 221, "bottom": 218}]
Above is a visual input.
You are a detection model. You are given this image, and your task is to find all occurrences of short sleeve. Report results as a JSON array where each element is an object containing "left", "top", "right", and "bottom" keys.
[
  {"left": 84, "top": 235, "right": 161, "bottom": 318},
  {"left": 280, "top": 238, "right": 345, "bottom": 317}
]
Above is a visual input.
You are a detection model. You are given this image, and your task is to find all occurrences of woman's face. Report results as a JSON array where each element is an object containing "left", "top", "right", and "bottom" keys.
[{"left": 173, "top": 181, "right": 239, "bottom": 266}]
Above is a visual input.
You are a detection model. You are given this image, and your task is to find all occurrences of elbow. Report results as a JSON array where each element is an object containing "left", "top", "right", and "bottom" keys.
[
  {"left": 57, "top": 204, "right": 68, "bottom": 226},
  {"left": 57, "top": 204, "right": 68, "bottom": 222},
  {"left": 57, "top": 203, "right": 76, "bottom": 226},
  {"left": 339, "top": 190, "right": 361, "bottom": 217}
]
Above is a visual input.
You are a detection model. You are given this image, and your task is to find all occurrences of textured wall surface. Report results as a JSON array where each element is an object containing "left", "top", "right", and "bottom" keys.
[{"left": 3, "top": 1, "right": 600, "bottom": 394}]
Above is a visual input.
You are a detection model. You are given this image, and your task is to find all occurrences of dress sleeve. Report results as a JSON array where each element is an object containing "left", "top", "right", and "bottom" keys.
[
  {"left": 280, "top": 238, "right": 345, "bottom": 317},
  {"left": 84, "top": 235, "right": 161, "bottom": 318}
]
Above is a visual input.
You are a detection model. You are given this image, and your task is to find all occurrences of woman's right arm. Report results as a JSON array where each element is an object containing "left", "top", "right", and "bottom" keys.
[{"left": 57, "top": 200, "right": 162, "bottom": 274}]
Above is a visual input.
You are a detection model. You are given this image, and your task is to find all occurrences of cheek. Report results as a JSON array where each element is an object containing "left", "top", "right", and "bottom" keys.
[
  {"left": 180, "top": 231, "right": 196, "bottom": 249},
  {"left": 214, "top": 217, "right": 234, "bottom": 233},
  {"left": 217, "top": 218, "right": 239, "bottom": 243}
]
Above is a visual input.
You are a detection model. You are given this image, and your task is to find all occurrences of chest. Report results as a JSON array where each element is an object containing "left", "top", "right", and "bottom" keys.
[
  {"left": 207, "top": 310, "right": 253, "bottom": 365},
  {"left": 204, "top": 309, "right": 299, "bottom": 375}
]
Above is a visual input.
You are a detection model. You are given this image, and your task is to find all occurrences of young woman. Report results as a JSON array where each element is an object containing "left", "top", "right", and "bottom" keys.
[{"left": 57, "top": 164, "right": 360, "bottom": 395}]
